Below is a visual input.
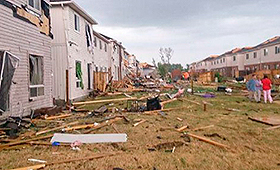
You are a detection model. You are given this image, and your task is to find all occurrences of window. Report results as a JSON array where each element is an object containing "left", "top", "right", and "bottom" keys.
[
  {"left": 75, "top": 61, "right": 83, "bottom": 89},
  {"left": 233, "top": 56, "right": 236, "bottom": 61},
  {"left": 223, "top": 58, "right": 225, "bottom": 63},
  {"left": 217, "top": 60, "right": 219, "bottom": 64},
  {"left": 105, "top": 44, "right": 107, "bottom": 52},
  {"left": 85, "top": 24, "right": 92, "bottom": 47},
  {"left": 246, "top": 54, "right": 249, "bottom": 60},
  {"left": 94, "top": 37, "right": 97, "bottom": 47},
  {"left": 276, "top": 46, "right": 280, "bottom": 54},
  {"left": 220, "top": 59, "right": 222, "bottom": 63},
  {"left": 74, "top": 14, "right": 80, "bottom": 32},
  {"left": 254, "top": 52, "right": 257, "bottom": 58},
  {"left": 264, "top": 49, "right": 268, "bottom": 56},
  {"left": 29, "top": 55, "right": 44, "bottom": 98},
  {"left": 28, "top": 0, "right": 41, "bottom": 12},
  {"left": 99, "top": 40, "right": 102, "bottom": 50}
]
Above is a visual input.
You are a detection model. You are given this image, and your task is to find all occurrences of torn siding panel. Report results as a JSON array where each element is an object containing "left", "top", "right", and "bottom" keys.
[{"left": 0, "top": 2, "right": 52, "bottom": 118}]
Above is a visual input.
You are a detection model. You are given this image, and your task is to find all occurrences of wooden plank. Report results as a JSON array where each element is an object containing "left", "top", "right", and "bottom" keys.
[
  {"left": 12, "top": 153, "right": 116, "bottom": 170},
  {"left": 11, "top": 164, "right": 46, "bottom": 170},
  {"left": 249, "top": 117, "right": 280, "bottom": 126},
  {"left": 133, "top": 120, "right": 147, "bottom": 127},
  {"left": 144, "top": 106, "right": 191, "bottom": 115},
  {"left": 0, "top": 134, "right": 53, "bottom": 150},
  {"left": 36, "top": 121, "right": 79, "bottom": 136},
  {"left": 187, "top": 133, "right": 230, "bottom": 149},
  {"left": 192, "top": 125, "right": 214, "bottom": 131},
  {"left": 73, "top": 97, "right": 137, "bottom": 106},
  {"left": 161, "top": 98, "right": 177, "bottom": 106},
  {"left": 176, "top": 125, "right": 188, "bottom": 132},
  {"left": 45, "top": 113, "right": 72, "bottom": 120},
  {"left": 266, "top": 125, "right": 280, "bottom": 130}
]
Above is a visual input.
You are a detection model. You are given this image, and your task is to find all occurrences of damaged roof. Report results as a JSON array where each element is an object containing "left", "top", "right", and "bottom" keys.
[{"left": 50, "top": 0, "right": 98, "bottom": 25}]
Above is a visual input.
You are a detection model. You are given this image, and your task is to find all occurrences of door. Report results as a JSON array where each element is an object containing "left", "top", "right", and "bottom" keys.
[{"left": 87, "top": 63, "right": 91, "bottom": 90}]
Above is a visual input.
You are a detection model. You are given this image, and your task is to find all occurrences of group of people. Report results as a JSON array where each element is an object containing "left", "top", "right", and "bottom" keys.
[{"left": 247, "top": 74, "right": 273, "bottom": 103}]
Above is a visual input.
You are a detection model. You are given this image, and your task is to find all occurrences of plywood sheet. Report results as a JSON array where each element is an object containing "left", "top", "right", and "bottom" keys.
[{"left": 249, "top": 117, "right": 280, "bottom": 126}]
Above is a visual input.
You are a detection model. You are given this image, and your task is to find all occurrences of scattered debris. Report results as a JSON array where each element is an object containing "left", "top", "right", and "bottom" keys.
[{"left": 176, "top": 125, "right": 188, "bottom": 132}]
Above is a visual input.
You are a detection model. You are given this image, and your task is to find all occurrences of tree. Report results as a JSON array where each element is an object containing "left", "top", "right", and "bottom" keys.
[
  {"left": 152, "top": 58, "right": 157, "bottom": 68},
  {"left": 159, "top": 47, "right": 174, "bottom": 64}
]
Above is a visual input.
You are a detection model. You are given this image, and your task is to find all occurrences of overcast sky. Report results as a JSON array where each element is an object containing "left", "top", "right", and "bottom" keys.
[{"left": 75, "top": 0, "right": 280, "bottom": 66}]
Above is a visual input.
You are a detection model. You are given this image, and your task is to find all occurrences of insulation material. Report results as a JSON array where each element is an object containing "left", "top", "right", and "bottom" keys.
[
  {"left": 16, "top": 6, "right": 50, "bottom": 36},
  {"left": 50, "top": 133, "right": 127, "bottom": 144},
  {"left": 0, "top": 51, "right": 19, "bottom": 113}
]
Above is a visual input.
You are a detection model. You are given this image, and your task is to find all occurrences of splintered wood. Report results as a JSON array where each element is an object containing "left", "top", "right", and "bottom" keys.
[
  {"left": 73, "top": 97, "right": 137, "bottom": 106},
  {"left": 187, "top": 133, "right": 230, "bottom": 149}
]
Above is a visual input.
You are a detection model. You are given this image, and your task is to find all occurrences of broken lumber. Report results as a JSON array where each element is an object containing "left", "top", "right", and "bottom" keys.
[
  {"left": 144, "top": 106, "right": 190, "bottom": 115},
  {"left": 266, "top": 125, "right": 280, "bottom": 130},
  {"left": 11, "top": 164, "right": 46, "bottom": 170},
  {"left": 0, "top": 134, "right": 53, "bottom": 150},
  {"left": 187, "top": 133, "right": 230, "bottom": 149},
  {"left": 12, "top": 153, "right": 117, "bottom": 170},
  {"left": 249, "top": 116, "right": 280, "bottom": 126},
  {"left": 192, "top": 125, "right": 214, "bottom": 131},
  {"left": 176, "top": 125, "right": 188, "bottom": 132},
  {"left": 183, "top": 99, "right": 201, "bottom": 106},
  {"left": 73, "top": 97, "right": 137, "bottom": 106},
  {"left": 84, "top": 117, "right": 124, "bottom": 134},
  {"left": 45, "top": 113, "right": 72, "bottom": 120},
  {"left": 133, "top": 120, "right": 147, "bottom": 127},
  {"left": 161, "top": 98, "right": 177, "bottom": 106},
  {"left": 36, "top": 121, "right": 79, "bottom": 136}
]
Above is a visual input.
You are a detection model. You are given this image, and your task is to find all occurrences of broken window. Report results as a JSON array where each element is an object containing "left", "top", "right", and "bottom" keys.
[
  {"left": 75, "top": 61, "right": 83, "bottom": 89},
  {"left": 29, "top": 55, "right": 44, "bottom": 98},
  {"left": 276, "top": 46, "right": 280, "bottom": 54},
  {"left": 264, "top": 49, "right": 268, "bottom": 56},
  {"left": 0, "top": 51, "right": 19, "bottom": 113},
  {"left": 233, "top": 56, "right": 236, "bottom": 61},
  {"left": 85, "top": 24, "right": 92, "bottom": 47},
  {"left": 74, "top": 14, "right": 80, "bottom": 32},
  {"left": 28, "top": 0, "right": 41, "bottom": 12}
]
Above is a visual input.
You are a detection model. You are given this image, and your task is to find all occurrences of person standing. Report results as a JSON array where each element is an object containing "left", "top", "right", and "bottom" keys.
[
  {"left": 246, "top": 74, "right": 258, "bottom": 102},
  {"left": 255, "top": 76, "right": 263, "bottom": 103},
  {"left": 262, "top": 75, "right": 273, "bottom": 103}
]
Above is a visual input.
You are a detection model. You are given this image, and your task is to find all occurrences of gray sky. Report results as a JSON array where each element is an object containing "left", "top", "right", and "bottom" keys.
[{"left": 76, "top": 0, "right": 280, "bottom": 66}]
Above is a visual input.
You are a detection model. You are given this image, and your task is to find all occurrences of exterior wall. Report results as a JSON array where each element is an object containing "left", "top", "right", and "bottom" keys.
[
  {"left": 244, "top": 42, "right": 280, "bottom": 70},
  {"left": 51, "top": 5, "right": 96, "bottom": 101},
  {"left": 92, "top": 34, "right": 110, "bottom": 73},
  {"left": 67, "top": 7, "right": 95, "bottom": 100},
  {"left": 50, "top": 6, "right": 68, "bottom": 101},
  {"left": 0, "top": 0, "right": 53, "bottom": 117}
]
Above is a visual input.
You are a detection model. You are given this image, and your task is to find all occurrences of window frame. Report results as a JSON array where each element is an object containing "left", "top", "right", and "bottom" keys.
[
  {"left": 253, "top": 52, "right": 257, "bottom": 58},
  {"left": 75, "top": 60, "right": 82, "bottom": 89},
  {"left": 29, "top": 54, "right": 44, "bottom": 99},
  {"left": 27, "top": 0, "right": 41, "bottom": 14},
  {"left": 264, "top": 48, "right": 268, "bottom": 56},
  {"left": 246, "top": 54, "right": 249, "bottom": 60},
  {"left": 74, "top": 13, "right": 80, "bottom": 32}
]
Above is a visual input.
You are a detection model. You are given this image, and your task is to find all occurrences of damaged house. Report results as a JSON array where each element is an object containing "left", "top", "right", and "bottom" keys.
[
  {"left": 50, "top": 0, "right": 98, "bottom": 103},
  {"left": 0, "top": 0, "right": 53, "bottom": 120}
]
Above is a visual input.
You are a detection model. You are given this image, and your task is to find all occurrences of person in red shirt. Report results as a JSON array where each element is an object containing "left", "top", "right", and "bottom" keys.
[{"left": 261, "top": 75, "right": 273, "bottom": 103}]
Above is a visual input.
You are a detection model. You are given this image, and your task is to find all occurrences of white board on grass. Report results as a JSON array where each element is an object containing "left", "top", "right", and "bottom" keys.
[{"left": 50, "top": 133, "right": 127, "bottom": 144}]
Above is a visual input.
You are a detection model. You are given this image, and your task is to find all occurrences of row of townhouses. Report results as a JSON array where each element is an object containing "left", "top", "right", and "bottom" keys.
[
  {"left": 0, "top": 0, "right": 140, "bottom": 119},
  {"left": 190, "top": 36, "right": 280, "bottom": 78}
]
